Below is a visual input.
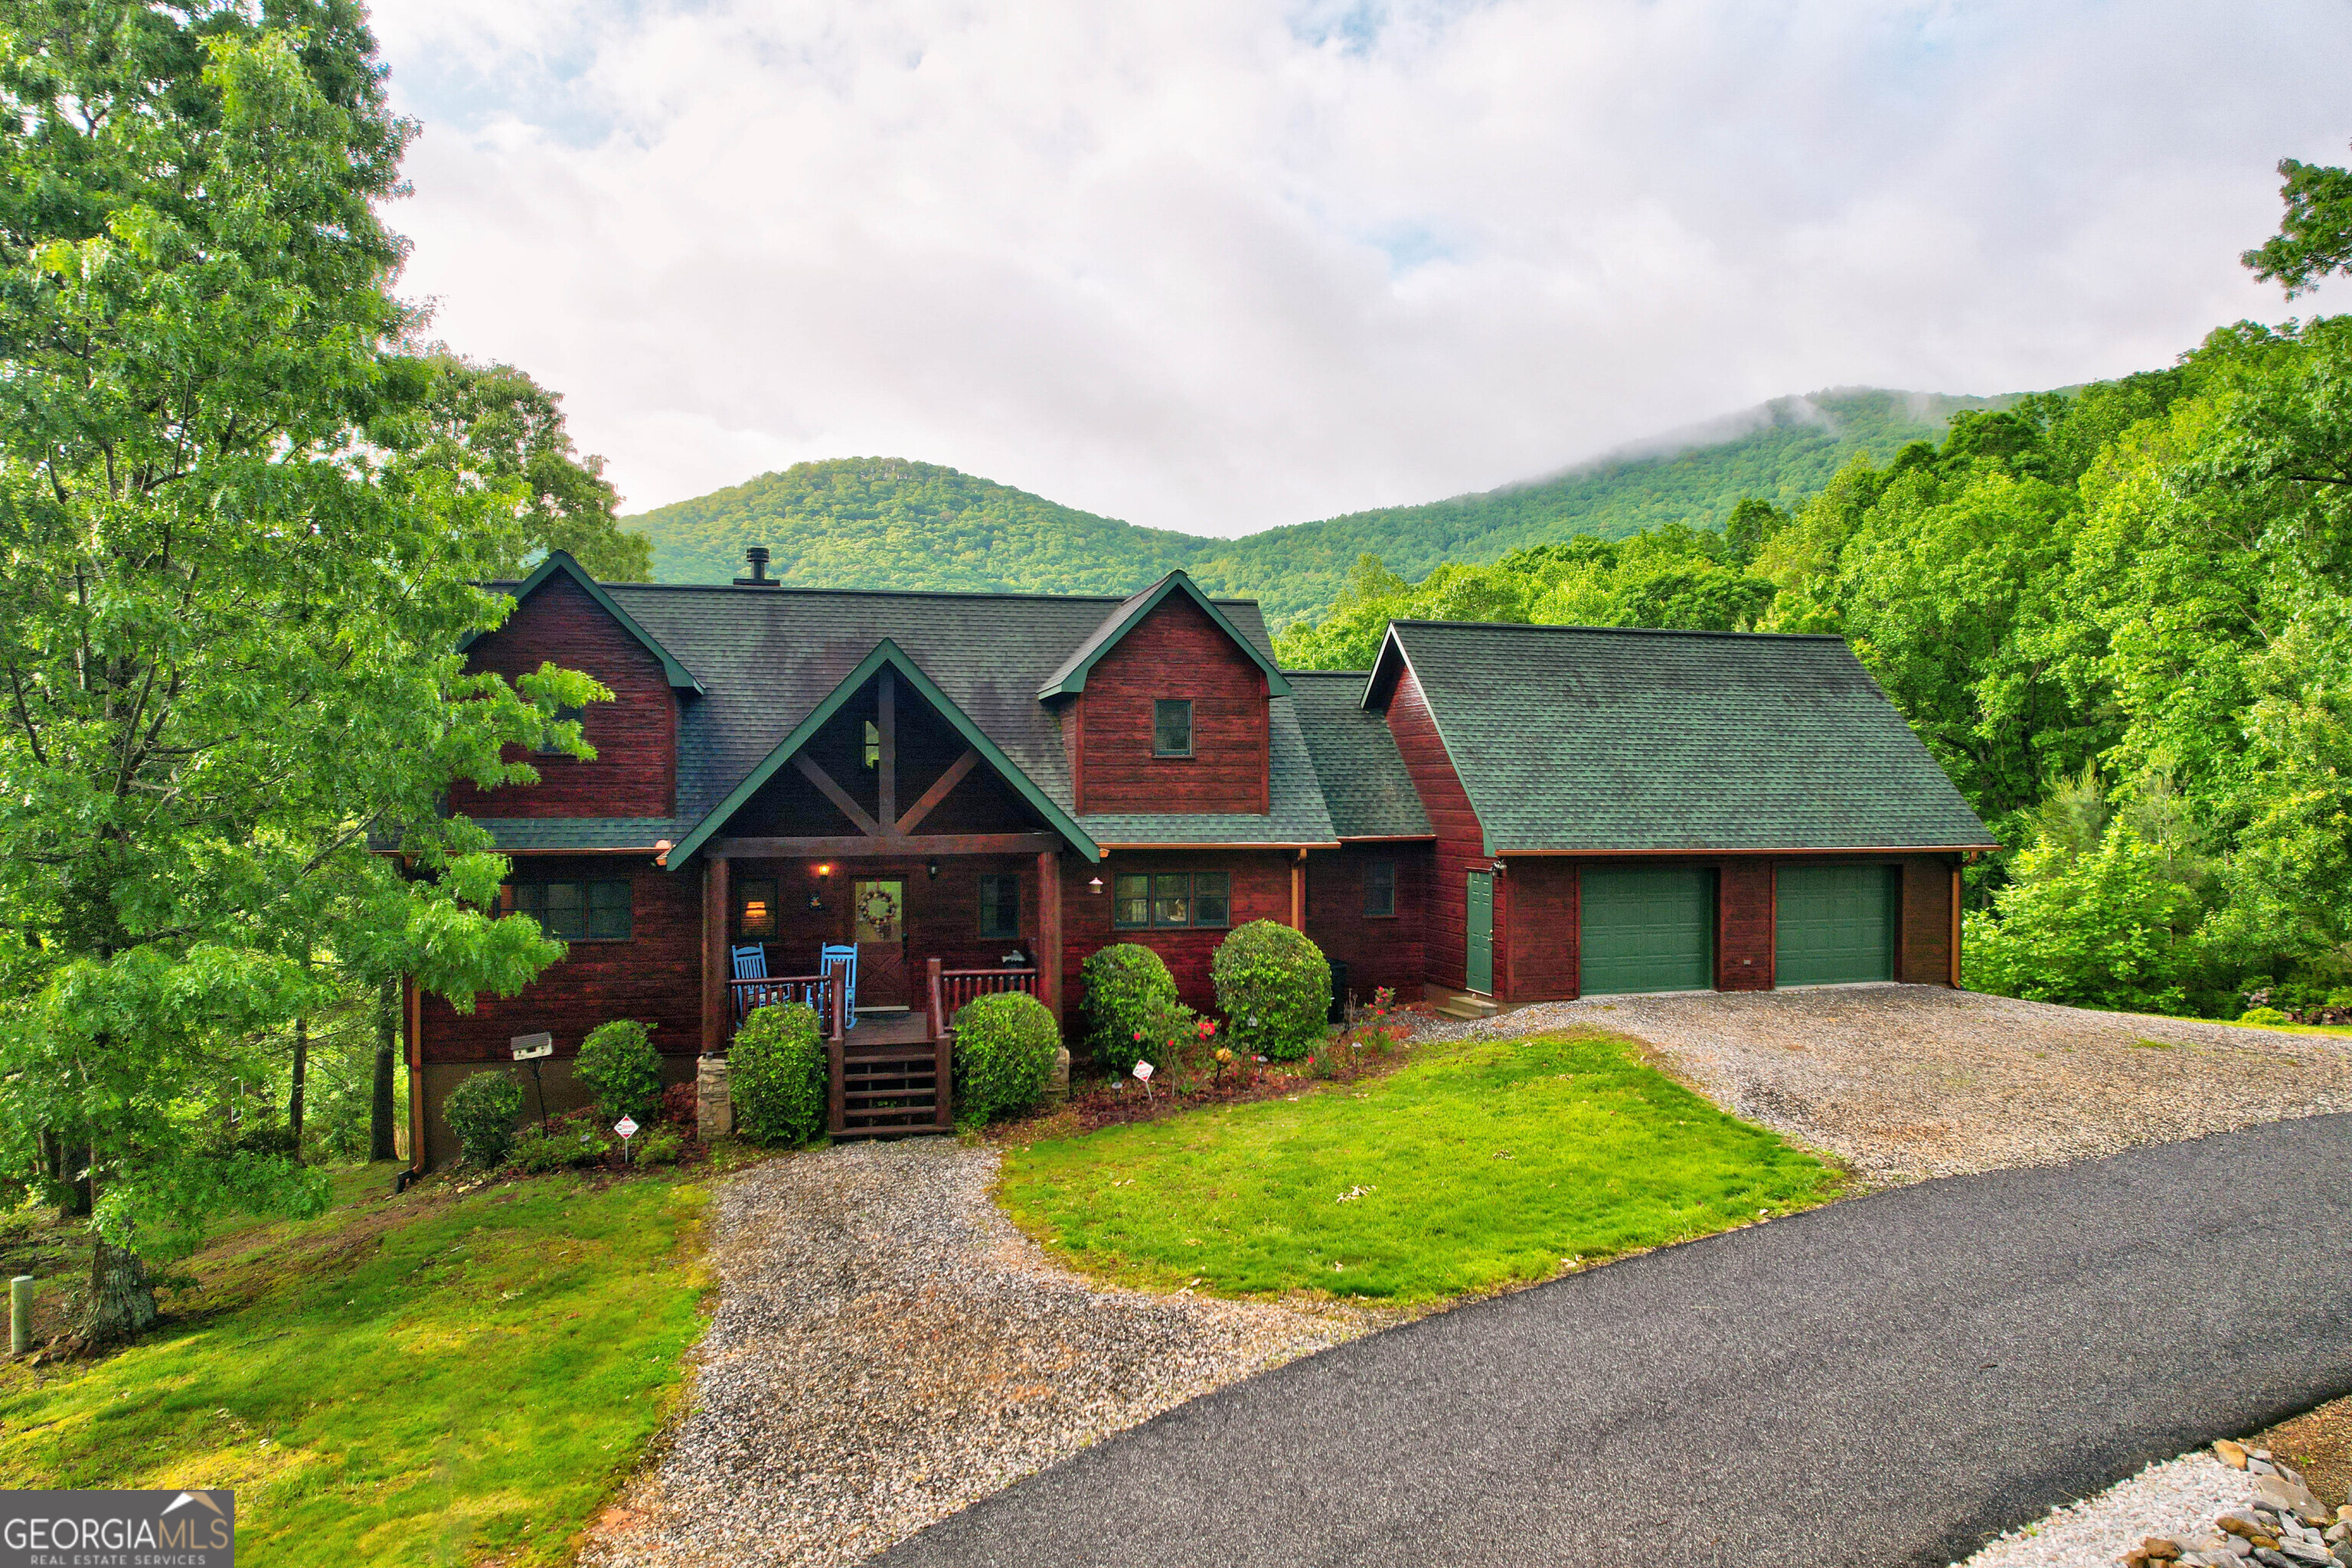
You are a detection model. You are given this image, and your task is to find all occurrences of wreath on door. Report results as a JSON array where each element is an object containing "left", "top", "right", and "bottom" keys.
[{"left": 856, "top": 884, "right": 901, "bottom": 941}]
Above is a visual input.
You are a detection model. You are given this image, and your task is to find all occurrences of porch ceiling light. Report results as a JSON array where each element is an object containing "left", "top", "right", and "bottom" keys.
[{"left": 1087, "top": 876, "right": 1104, "bottom": 893}]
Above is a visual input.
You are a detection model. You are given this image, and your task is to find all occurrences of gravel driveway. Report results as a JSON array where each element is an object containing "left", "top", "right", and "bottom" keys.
[
  {"left": 581, "top": 1138, "right": 1373, "bottom": 1568},
  {"left": 1436, "top": 984, "right": 2352, "bottom": 1186}
]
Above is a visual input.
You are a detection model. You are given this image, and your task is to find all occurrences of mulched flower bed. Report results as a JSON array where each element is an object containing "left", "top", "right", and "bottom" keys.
[{"left": 993, "top": 1007, "right": 1434, "bottom": 1138}]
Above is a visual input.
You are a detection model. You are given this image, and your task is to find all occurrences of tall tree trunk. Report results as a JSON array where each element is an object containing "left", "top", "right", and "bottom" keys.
[
  {"left": 371, "top": 976, "right": 398, "bottom": 1162},
  {"left": 80, "top": 1155, "right": 157, "bottom": 1346},
  {"left": 287, "top": 1015, "right": 309, "bottom": 1161}
]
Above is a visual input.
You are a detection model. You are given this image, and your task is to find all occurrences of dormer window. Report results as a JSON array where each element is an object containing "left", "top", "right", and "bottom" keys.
[
  {"left": 534, "top": 704, "right": 584, "bottom": 756},
  {"left": 1153, "top": 699, "right": 1194, "bottom": 757}
]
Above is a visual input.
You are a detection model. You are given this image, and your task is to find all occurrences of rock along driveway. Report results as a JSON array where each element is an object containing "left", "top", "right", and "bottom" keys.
[{"left": 878, "top": 1113, "right": 2352, "bottom": 1568}]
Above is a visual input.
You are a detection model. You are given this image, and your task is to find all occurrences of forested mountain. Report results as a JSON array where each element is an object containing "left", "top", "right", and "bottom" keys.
[
  {"left": 624, "top": 388, "right": 2004, "bottom": 624},
  {"left": 1276, "top": 319, "right": 2352, "bottom": 1022}
]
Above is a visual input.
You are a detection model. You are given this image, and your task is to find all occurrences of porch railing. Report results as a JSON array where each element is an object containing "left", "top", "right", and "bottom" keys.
[
  {"left": 730, "top": 973, "right": 839, "bottom": 1035},
  {"left": 935, "top": 966, "right": 1040, "bottom": 1027}
]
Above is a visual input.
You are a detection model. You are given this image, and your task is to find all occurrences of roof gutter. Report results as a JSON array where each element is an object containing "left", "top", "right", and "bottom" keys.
[{"left": 1491, "top": 844, "right": 2002, "bottom": 857}]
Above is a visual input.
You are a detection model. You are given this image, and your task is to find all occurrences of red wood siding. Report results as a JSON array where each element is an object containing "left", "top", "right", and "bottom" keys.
[
  {"left": 1499, "top": 859, "right": 1578, "bottom": 1003},
  {"left": 418, "top": 856, "right": 700, "bottom": 1064},
  {"left": 1381, "top": 662, "right": 1485, "bottom": 991},
  {"left": 1305, "top": 844, "right": 1430, "bottom": 1004},
  {"left": 1060, "top": 851, "right": 1292, "bottom": 1020},
  {"left": 447, "top": 573, "right": 677, "bottom": 818},
  {"left": 1074, "top": 596, "right": 1269, "bottom": 814},
  {"left": 1898, "top": 854, "right": 1956, "bottom": 985},
  {"left": 1718, "top": 858, "right": 1774, "bottom": 990}
]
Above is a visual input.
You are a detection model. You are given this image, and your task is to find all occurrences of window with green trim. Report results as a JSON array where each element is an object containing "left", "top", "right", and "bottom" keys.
[
  {"left": 1112, "top": 871, "right": 1230, "bottom": 929},
  {"left": 978, "top": 874, "right": 1021, "bottom": 939},
  {"left": 1153, "top": 699, "right": 1194, "bottom": 757},
  {"left": 503, "top": 879, "right": 632, "bottom": 940}
]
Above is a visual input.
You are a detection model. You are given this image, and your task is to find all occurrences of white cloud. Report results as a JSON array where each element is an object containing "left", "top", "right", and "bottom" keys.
[{"left": 370, "top": 0, "right": 2352, "bottom": 533}]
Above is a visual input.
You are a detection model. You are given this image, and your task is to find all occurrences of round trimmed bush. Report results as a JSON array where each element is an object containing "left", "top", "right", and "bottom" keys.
[
  {"left": 953, "top": 991, "right": 1061, "bottom": 1125},
  {"left": 1212, "top": 920, "right": 1332, "bottom": 1062},
  {"left": 444, "top": 1070, "right": 524, "bottom": 1168},
  {"left": 731, "top": 1002, "right": 828, "bottom": 1146},
  {"left": 2238, "top": 1005, "right": 2292, "bottom": 1027},
  {"left": 576, "top": 1018, "right": 663, "bottom": 1126},
  {"left": 1080, "top": 943, "right": 1179, "bottom": 1076}
]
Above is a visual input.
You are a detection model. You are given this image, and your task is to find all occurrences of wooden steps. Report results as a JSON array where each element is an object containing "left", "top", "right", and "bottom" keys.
[{"left": 1430, "top": 989, "right": 1501, "bottom": 1022}]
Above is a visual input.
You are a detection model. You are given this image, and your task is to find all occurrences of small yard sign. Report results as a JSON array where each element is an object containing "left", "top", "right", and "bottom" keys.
[
  {"left": 1132, "top": 1060, "right": 1153, "bottom": 1080},
  {"left": 511, "top": 1032, "right": 553, "bottom": 1061}
]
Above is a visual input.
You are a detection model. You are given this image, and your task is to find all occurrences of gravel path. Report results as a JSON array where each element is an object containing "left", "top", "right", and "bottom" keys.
[
  {"left": 1422, "top": 985, "right": 2352, "bottom": 1185},
  {"left": 876, "top": 1112, "right": 2352, "bottom": 1568},
  {"left": 581, "top": 1138, "right": 1374, "bottom": 1568},
  {"left": 1957, "top": 1451, "right": 2265, "bottom": 1568}
]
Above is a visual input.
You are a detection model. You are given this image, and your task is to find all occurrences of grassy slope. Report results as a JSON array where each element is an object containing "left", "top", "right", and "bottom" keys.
[
  {"left": 626, "top": 389, "right": 2004, "bottom": 626},
  {"left": 0, "top": 1165, "right": 709, "bottom": 1567},
  {"left": 998, "top": 1031, "right": 1837, "bottom": 1302}
]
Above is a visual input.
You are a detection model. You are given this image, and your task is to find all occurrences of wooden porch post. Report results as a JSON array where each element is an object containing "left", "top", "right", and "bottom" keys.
[
  {"left": 1036, "top": 849, "right": 1063, "bottom": 1027},
  {"left": 701, "top": 854, "right": 730, "bottom": 1056},
  {"left": 1289, "top": 851, "right": 1306, "bottom": 932}
]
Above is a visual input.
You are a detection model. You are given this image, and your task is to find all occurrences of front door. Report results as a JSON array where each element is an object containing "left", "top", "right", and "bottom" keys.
[
  {"left": 1466, "top": 871, "right": 1494, "bottom": 995},
  {"left": 853, "top": 879, "right": 909, "bottom": 1008}
]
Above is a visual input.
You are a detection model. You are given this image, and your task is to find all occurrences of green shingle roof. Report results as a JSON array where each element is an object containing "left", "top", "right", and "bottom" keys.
[
  {"left": 1370, "top": 621, "right": 1996, "bottom": 854},
  {"left": 1037, "top": 570, "right": 1292, "bottom": 700},
  {"left": 463, "top": 580, "right": 1334, "bottom": 854},
  {"left": 1287, "top": 671, "right": 1433, "bottom": 840}
]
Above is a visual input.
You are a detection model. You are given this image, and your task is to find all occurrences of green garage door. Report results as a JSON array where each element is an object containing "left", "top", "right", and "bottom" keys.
[
  {"left": 1579, "top": 867, "right": 1715, "bottom": 995},
  {"left": 1775, "top": 864, "right": 1897, "bottom": 985}
]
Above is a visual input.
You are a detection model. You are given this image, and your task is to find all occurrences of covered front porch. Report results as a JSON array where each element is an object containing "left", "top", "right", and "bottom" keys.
[{"left": 667, "top": 641, "right": 1094, "bottom": 1135}]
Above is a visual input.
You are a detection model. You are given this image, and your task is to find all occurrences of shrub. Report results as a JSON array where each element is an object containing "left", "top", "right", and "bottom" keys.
[
  {"left": 1080, "top": 944, "right": 1180, "bottom": 1075},
  {"left": 660, "top": 1079, "right": 699, "bottom": 1129},
  {"left": 1963, "top": 827, "right": 2209, "bottom": 1014},
  {"left": 444, "top": 1070, "right": 524, "bottom": 1168},
  {"left": 630, "top": 1125, "right": 687, "bottom": 1167},
  {"left": 954, "top": 991, "right": 1061, "bottom": 1125},
  {"left": 731, "top": 1003, "right": 828, "bottom": 1146},
  {"left": 2237, "top": 1005, "right": 2292, "bottom": 1027},
  {"left": 1212, "top": 920, "right": 1333, "bottom": 1062},
  {"left": 512, "top": 1119, "right": 606, "bottom": 1173},
  {"left": 577, "top": 1019, "right": 664, "bottom": 1126},
  {"left": 1129, "top": 995, "right": 1205, "bottom": 1086}
]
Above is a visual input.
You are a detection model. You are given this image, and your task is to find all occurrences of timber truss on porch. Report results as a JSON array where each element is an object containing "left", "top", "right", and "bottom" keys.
[{"left": 665, "top": 639, "right": 1100, "bottom": 1135}]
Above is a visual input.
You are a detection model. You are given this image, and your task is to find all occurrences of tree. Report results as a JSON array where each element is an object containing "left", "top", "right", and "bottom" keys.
[
  {"left": 2243, "top": 145, "right": 2352, "bottom": 299},
  {"left": 415, "top": 352, "right": 653, "bottom": 582},
  {"left": 0, "top": 2, "right": 583, "bottom": 1342}
]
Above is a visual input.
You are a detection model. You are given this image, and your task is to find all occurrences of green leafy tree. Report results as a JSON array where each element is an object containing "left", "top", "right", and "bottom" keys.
[
  {"left": 415, "top": 351, "right": 652, "bottom": 581},
  {"left": 0, "top": 2, "right": 586, "bottom": 1341},
  {"left": 2243, "top": 145, "right": 2352, "bottom": 299}
]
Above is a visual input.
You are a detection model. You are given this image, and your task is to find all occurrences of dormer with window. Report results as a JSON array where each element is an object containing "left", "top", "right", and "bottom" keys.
[{"left": 1037, "top": 571, "right": 1292, "bottom": 816}]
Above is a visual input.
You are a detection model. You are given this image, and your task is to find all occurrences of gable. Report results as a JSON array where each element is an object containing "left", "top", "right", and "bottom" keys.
[
  {"left": 1037, "top": 570, "right": 1292, "bottom": 701},
  {"left": 469, "top": 550, "right": 701, "bottom": 691},
  {"left": 664, "top": 639, "right": 1100, "bottom": 868},
  {"left": 449, "top": 568, "right": 678, "bottom": 819},
  {"left": 1073, "top": 593, "right": 1271, "bottom": 815},
  {"left": 1374, "top": 621, "right": 1998, "bottom": 854}
]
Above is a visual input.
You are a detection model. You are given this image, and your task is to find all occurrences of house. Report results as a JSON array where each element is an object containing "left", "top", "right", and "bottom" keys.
[{"left": 399, "top": 550, "right": 1995, "bottom": 1168}]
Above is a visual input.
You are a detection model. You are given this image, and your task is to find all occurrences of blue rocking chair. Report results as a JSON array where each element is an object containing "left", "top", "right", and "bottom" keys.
[
  {"left": 731, "top": 945, "right": 768, "bottom": 981},
  {"left": 820, "top": 943, "right": 858, "bottom": 1031}
]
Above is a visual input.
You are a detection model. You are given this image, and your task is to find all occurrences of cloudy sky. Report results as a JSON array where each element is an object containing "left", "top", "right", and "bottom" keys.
[{"left": 372, "top": 0, "right": 2352, "bottom": 535}]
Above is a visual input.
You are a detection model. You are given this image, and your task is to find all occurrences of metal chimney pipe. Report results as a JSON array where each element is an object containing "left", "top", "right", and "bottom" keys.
[{"left": 734, "top": 545, "right": 780, "bottom": 586}]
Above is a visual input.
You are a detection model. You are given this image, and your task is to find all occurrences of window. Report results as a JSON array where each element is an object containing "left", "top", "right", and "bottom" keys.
[
  {"left": 978, "top": 874, "right": 1021, "bottom": 939},
  {"left": 534, "top": 704, "right": 585, "bottom": 756},
  {"left": 505, "top": 879, "right": 632, "bottom": 940},
  {"left": 1152, "top": 698, "right": 1194, "bottom": 757},
  {"left": 1364, "top": 859, "right": 1397, "bottom": 919},
  {"left": 1112, "top": 871, "right": 1230, "bottom": 929},
  {"left": 864, "top": 720, "right": 880, "bottom": 770},
  {"left": 735, "top": 877, "right": 777, "bottom": 939}
]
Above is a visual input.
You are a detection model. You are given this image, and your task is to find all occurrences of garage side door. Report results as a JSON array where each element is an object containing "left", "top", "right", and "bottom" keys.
[
  {"left": 1774, "top": 864, "right": 1896, "bottom": 985},
  {"left": 1578, "top": 867, "right": 1714, "bottom": 995}
]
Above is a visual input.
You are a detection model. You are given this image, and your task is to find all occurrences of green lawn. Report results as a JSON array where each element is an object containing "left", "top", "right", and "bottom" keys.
[
  {"left": 0, "top": 1163, "right": 711, "bottom": 1566},
  {"left": 998, "top": 1030, "right": 1838, "bottom": 1302}
]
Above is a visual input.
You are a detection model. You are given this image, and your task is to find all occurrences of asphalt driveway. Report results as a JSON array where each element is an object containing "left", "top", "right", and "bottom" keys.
[{"left": 877, "top": 1113, "right": 2352, "bottom": 1568}]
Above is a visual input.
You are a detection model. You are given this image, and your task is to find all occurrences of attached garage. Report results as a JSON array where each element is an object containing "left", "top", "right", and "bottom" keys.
[
  {"left": 1774, "top": 864, "right": 1897, "bottom": 985},
  {"left": 1579, "top": 867, "right": 1714, "bottom": 995}
]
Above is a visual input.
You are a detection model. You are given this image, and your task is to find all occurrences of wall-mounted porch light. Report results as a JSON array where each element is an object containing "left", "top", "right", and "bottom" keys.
[
  {"left": 926, "top": 859, "right": 940, "bottom": 880},
  {"left": 1087, "top": 876, "right": 1105, "bottom": 894}
]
